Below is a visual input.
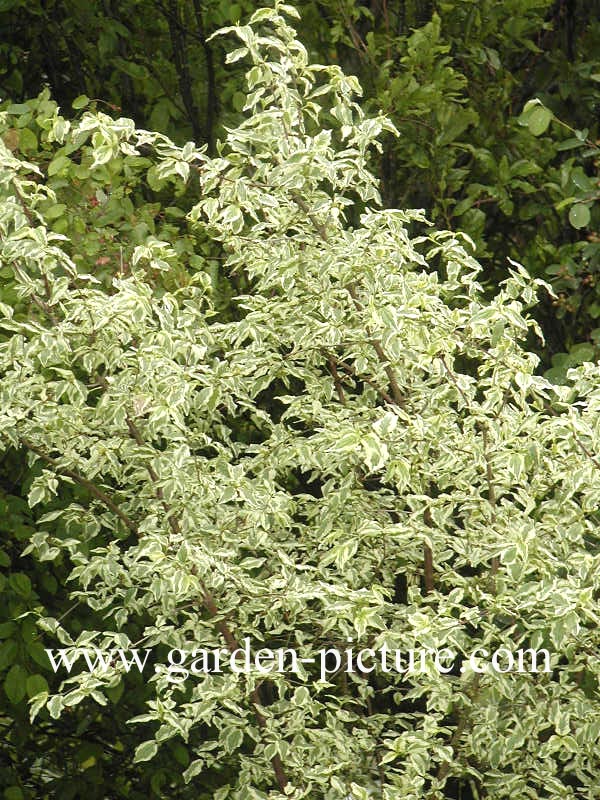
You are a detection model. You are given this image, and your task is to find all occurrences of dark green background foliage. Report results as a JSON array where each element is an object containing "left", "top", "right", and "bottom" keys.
[{"left": 1, "top": 1, "right": 600, "bottom": 797}]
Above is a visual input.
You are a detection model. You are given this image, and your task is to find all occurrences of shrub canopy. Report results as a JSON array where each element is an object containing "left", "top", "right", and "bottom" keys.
[{"left": 2, "top": 4, "right": 600, "bottom": 798}]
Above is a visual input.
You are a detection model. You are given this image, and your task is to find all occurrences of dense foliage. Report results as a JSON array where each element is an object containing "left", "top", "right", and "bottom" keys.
[
  {"left": 2, "top": 5, "right": 600, "bottom": 798},
  {"left": 3, "top": 0, "right": 600, "bottom": 361}
]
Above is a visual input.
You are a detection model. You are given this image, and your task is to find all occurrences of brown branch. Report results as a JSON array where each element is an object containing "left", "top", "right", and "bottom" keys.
[
  {"left": 337, "top": 1, "right": 374, "bottom": 64},
  {"left": 347, "top": 285, "right": 405, "bottom": 407},
  {"left": 439, "top": 355, "right": 470, "bottom": 407},
  {"left": 328, "top": 356, "right": 346, "bottom": 404},
  {"left": 290, "top": 193, "right": 406, "bottom": 408},
  {"left": 422, "top": 507, "right": 435, "bottom": 594},
  {"left": 370, "top": 338, "right": 405, "bottom": 407},
  {"left": 135, "top": 56, "right": 188, "bottom": 119},
  {"left": 125, "top": 415, "right": 181, "bottom": 536},
  {"left": 28, "top": 292, "right": 59, "bottom": 325},
  {"left": 291, "top": 192, "right": 330, "bottom": 243},
  {"left": 481, "top": 425, "right": 499, "bottom": 577},
  {"left": 20, "top": 437, "right": 138, "bottom": 536},
  {"left": 13, "top": 260, "right": 59, "bottom": 324},
  {"left": 332, "top": 355, "right": 395, "bottom": 405},
  {"left": 571, "top": 430, "right": 600, "bottom": 472}
]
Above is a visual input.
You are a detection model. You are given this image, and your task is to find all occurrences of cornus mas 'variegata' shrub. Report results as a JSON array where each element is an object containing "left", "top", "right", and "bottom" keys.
[{"left": 2, "top": 4, "right": 600, "bottom": 798}]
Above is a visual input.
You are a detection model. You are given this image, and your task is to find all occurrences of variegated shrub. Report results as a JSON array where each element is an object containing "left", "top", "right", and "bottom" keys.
[{"left": 1, "top": 4, "right": 600, "bottom": 799}]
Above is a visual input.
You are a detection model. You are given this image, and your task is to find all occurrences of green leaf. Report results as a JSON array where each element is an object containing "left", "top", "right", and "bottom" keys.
[
  {"left": 292, "top": 686, "right": 310, "bottom": 705},
  {"left": 0, "top": 640, "right": 18, "bottom": 670},
  {"left": 26, "top": 673, "right": 49, "bottom": 698},
  {"left": 28, "top": 641, "right": 52, "bottom": 670},
  {"left": 47, "top": 695, "right": 63, "bottom": 719},
  {"left": 527, "top": 106, "right": 552, "bottom": 136},
  {"left": 47, "top": 154, "right": 71, "bottom": 176},
  {"left": 568, "top": 203, "right": 591, "bottom": 229},
  {"left": 134, "top": 740, "right": 158, "bottom": 763},
  {"left": 172, "top": 742, "right": 190, "bottom": 767},
  {"left": 569, "top": 343, "right": 594, "bottom": 363},
  {"left": 105, "top": 680, "right": 124, "bottom": 704},
  {"left": 72, "top": 95, "right": 90, "bottom": 110},
  {"left": 232, "top": 91, "right": 246, "bottom": 111},
  {"left": 117, "top": 60, "right": 147, "bottom": 80},
  {"left": 182, "top": 760, "right": 204, "bottom": 783},
  {"left": 4, "top": 664, "right": 27, "bottom": 704},
  {"left": 9, "top": 572, "right": 31, "bottom": 596},
  {"left": 29, "top": 690, "right": 49, "bottom": 722},
  {"left": 223, "top": 727, "right": 243, "bottom": 753},
  {"left": 556, "top": 137, "right": 584, "bottom": 151},
  {"left": 6, "top": 103, "right": 30, "bottom": 115},
  {"left": 0, "top": 621, "right": 15, "bottom": 638},
  {"left": 4, "top": 788, "right": 24, "bottom": 800},
  {"left": 18, "top": 127, "right": 37, "bottom": 153},
  {"left": 45, "top": 203, "right": 67, "bottom": 221}
]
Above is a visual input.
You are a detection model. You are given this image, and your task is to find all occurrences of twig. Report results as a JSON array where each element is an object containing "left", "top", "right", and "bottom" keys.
[
  {"left": 328, "top": 356, "right": 346, "bottom": 404},
  {"left": 20, "top": 437, "right": 138, "bottom": 536},
  {"left": 125, "top": 414, "right": 181, "bottom": 536},
  {"left": 347, "top": 285, "right": 405, "bottom": 407},
  {"left": 332, "top": 354, "right": 395, "bottom": 405},
  {"left": 422, "top": 508, "right": 435, "bottom": 594},
  {"left": 481, "top": 425, "right": 499, "bottom": 576}
]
